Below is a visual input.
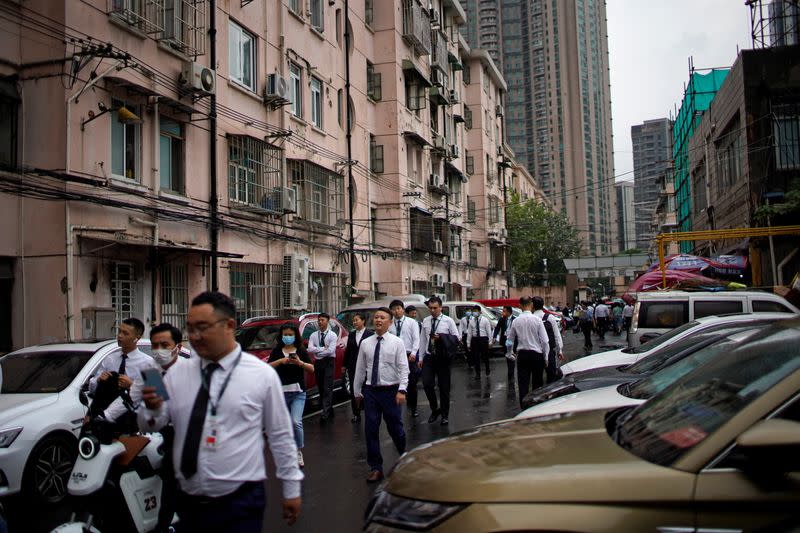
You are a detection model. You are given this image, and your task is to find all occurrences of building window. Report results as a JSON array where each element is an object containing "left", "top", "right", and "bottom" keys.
[
  {"left": 463, "top": 66, "right": 471, "bottom": 84},
  {"left": 310, "top": 0, "right": 324, "bottom": 31},
  {"left": 311, "top": 76, "right": 323, "bottom": 128},
  {"left": 111, "top": 98, "right": 140, "bottom": 181},
  {"left": 365, "top": 0, "right": 374, "bottom": 26},
  {"left": 335, "top": 9, "right": 342, "bottom": 45},
  {"left": 406, "top": 142, "right": 423, "bottom": 186},
  {"left": 160, "top": 263, "right": 188, "bottom": 332},
  {"left": 0, "top": 79, "right": 18, "bottom": 167},
  {"left": 160, "top": 0, "right": 207, "bottom": 57},
  {"left": 367, "top": 61, "right": 382, "bottom": 101},
  {"left": 290, "top": 63, "right": 303, "bottom": 118},
  {"left": 370, "top": 208, "right": 377, "bottom": 247},
  {"left": 410, "top": 207, "right": 434, "bottom": 252},
  {"left": 229, "top": 21, "right": 255, "bottom": 91},
  {"left": 488, "top": 196, "right": 500, "bottom": 225},
  {"left": 159, "top": 117, "right": 184, "bottom": 193},
  {"left": 288, "top": 0, "right": 301, "bottom": 15},
  {"left": 465, "top": 152, "right": 474, "bottom": 174},
  {"left": 467, "top": 198, "right": 476, "bottom": 222},
  {"left": 450, "top": 227, "right": 462, "bottom": 260},
  {"left": 228, "top": 135, "right": 284, "bottom": 211},
  {"left": 464, "top": 106, "right": 472, "bottom": 129},
  {"left": 337, "top": 88, "right": 343, "bottom": 127},
  {"left": 109, "top": 0, "right": 163, "bottom": 33},
  {"left": 289, "top": 159, "right": 344, "bottom": 226},
  {"left": 309, "top": 272, "right": 348, "bottom": 315},
  {"left": 774, "top": 110, "right": 800, "bottom": 170},
  {"left": 370, "top": 134, "right": 384, "bottom": 173},
  {"left": 405, "top": 79, "right": 426, "bottom": 112},
  {"left": 468, "top": 242, "right": 478, "bottom": 266},
  {"left": 111, "top": 262, "right": 136, "bottom": 327},
  {"left": 230, "top": 263, "right": 284, "bottom": 324}
]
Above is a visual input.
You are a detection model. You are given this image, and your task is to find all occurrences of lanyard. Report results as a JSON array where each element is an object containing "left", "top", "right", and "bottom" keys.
[{"left": 201, "top": 350, "right": 242, "bottom": 416}]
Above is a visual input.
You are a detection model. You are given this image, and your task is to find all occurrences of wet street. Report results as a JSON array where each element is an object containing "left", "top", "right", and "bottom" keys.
[{"left": 5, "top": 326, "right": 626, "bottom": 533}]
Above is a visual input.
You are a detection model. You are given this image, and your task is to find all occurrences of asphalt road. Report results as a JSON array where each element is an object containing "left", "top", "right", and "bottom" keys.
[{"left": 4, "top": 325, "right": 625, "bottom": 533}]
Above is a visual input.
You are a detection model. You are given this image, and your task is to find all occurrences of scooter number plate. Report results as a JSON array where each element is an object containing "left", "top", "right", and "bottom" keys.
[{"left": 139, "top": 490, "right": 158, "bottom": 514}]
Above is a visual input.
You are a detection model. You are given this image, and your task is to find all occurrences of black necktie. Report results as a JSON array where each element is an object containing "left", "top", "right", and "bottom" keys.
[
  {"left": 118, "top": 353, "right": 128, "bottom": 375},
  {"left": 429, "top": 319, "right": 438, "bottom": 353},
  {"left": 181, "top": 362, "right": 221, "bottom": 479},
  {"left": 371, "top": 337, "right": 383, "bottom": 386},
  {"left": 396, "top": 320, "right": 402, "bottom": 335}
]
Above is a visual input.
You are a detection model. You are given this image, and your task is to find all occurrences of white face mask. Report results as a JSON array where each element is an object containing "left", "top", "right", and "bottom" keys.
[{"left": 152, "top": 348, "right": 176, "bottom": 367}]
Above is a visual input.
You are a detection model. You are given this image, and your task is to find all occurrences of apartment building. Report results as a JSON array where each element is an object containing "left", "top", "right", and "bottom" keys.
[
  {"left": 631, "top": 118, "right": 673, "bottom": 250},
  {"left": 0, "top": 0, "right": 514, "bottom": 349}
]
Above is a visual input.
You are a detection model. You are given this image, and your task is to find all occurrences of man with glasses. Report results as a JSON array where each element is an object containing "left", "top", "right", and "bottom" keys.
[
  {"left": 308, "top": 313, "right": 338, "bottom": 422},
  {"left": 140, "top": 291, "right": 303, "bottom": 532}
]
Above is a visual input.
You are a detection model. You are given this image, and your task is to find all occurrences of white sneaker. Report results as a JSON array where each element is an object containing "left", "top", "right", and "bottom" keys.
[{"left": 297, "top": 450, "right": 305, "bottom": 468}]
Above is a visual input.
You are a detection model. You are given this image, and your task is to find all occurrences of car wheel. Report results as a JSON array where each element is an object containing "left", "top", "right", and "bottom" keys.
[{"left": 22, "top": 434, "right": 77, "bottom": 504}]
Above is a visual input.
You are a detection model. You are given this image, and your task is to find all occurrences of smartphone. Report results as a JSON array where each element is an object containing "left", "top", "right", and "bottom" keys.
[{"left": 141, "top": 368, "right": 170, "bottom": 401}]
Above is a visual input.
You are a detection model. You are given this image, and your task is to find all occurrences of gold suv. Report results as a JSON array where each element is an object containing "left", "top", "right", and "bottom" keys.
[{"left": 365, "top": 318, "right": 800, "bottom": 532}]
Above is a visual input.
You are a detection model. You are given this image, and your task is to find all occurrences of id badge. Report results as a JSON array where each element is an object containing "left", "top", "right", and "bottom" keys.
[{"left": 204, "top": 412, "right": 219, "bottom": 452}]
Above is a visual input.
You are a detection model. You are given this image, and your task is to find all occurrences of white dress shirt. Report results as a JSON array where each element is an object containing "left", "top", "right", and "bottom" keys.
[
  {"left": 595, "top": 304, "right": 610, "bottom": 318},
  {"left": 355, "top": 328, "right": 366, "bottom": 345},
  {"left": 623, "top": 304, "right": 634, "bottom": 317},
  {"left": 534, "top": 310, "right": 563, "bottom": 354},
  {"left": 388, "top": 316, "right": 420, "bottom": 355},
  {"left": 89, "top": 347, "right": 158, "bottom": 393},
  {"left": 307, "top": 328, "right": 337, "bottom": 359},
  {"left": 418, "top": 314, "right": 460, "bottom": 361},
  {"left": 507, "top": 311, "right": 550, "bottom": 354},
  {"left": 467, "top": 315, "right": 493, "bottom": 343},
  {"left": 138, "top": 344, "right": 303, "bottom": 499},
  {"left": 458, "top": 316, "right": 470, "bottom": 337},
  {"left": 353, "top": 332, "right": 409, "bottom": 397}
]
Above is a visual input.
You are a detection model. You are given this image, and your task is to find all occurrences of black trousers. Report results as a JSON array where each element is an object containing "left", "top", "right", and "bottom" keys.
[
  {"left": 596, "top": 317, "right": 608, "bottom": 339},
  {"left": 314, "top": 357, "right": 335, "bottom": 417},
  {"left": 516, "top": 349, "right": 545, "bottom": 410},
  {"left": 581, "top": 321, "right": 593, "bottom": 348},
  {"left": 406, "top": 357, "right": 420, "bottom": 411},
  {"left": 470, "top": 337, "right": 490, "bottom": 375},
  {"left": 545, "top": 350, "right": 560, "bottom": 384},
  {"left": 506, "top": 356, "right": 516, "bottom": 380},
  {"left": 346, "top": 364, "right": 361, "bottom": 417},
  {"left": 422, "top": 354, "right": 451, "bottom": 417},
  {"left": 176, "top": 481, "right": 265, "bottom": 533}
]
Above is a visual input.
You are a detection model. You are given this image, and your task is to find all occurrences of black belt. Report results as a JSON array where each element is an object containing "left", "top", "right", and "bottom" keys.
[{"left": 178, "top": 480, "right": 261, "bottom": 506}]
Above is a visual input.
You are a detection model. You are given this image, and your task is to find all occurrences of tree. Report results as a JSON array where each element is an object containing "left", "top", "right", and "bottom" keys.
[
  {"left": 506, "top": 192, "right": 582, "bottom": 286},
  {"left": 754, "top": 179, "right": 800, "bottom": 225}
]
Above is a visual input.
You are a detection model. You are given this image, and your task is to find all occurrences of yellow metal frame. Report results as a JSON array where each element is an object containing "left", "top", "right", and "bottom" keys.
[{"left": 655, "top": 226, "right": 800, "bottom": 288}]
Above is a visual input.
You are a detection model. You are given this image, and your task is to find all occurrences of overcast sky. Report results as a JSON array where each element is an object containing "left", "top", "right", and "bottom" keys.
[{"left": 606, "top": 0, "right": 753, "bottom": 182}]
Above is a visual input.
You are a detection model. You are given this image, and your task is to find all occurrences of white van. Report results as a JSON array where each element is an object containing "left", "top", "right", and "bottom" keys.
[{"left": 629, "top": 290, "right": 799, "bottom": 346}]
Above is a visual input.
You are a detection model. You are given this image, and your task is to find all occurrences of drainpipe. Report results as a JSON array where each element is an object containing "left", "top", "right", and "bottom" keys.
[
  {"left": 344, "top": 0, "right": 356, "bottom": 302},
  {"left": 209, "top": 0, "right": 219, "bottom": 290}
]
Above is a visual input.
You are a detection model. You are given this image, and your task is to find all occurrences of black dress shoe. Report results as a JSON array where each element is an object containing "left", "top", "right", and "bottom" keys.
[
  {"left": 427, "top": 411, "right": 440, "bottom": 424},
  {"left": 440, "top": 417, "right": 449, "bottom": 425},
  {"left": 411, "top": 409, "right": 419, "bottom": 417}
]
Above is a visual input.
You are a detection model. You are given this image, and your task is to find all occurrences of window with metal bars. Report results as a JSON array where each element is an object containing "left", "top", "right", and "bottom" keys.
[
  {"left": 773, "top": 102, "right": 800, "bottom": 170},
  {"left": 489, "top": 196, "right": 500, "bottom": 225},
  {"left": 450, "top": 226, "right": 462, "bottom": 260},
  {"left": 309, "top": 272, "right": 348, "bottom": 315},
  {"left": 228, "top": 135, "right": 283, "bottom": 212},
  {"left": 109, "top": 0, "right": 165, "bottom": 34},
  {"left": 412, "top": 279, "right": 433, "bottom": 295},
  {"left": 410, "top": 208, "right": 434, "bottom": 252},
  {"left": 111, "top": 262, "right": 137, "bottom": 327},
  {"left": 229, "top": 263, "right": 284, "bottom": 324},
  {"left": 289, "top": 159, "right": 344, "bottom": 227},
  {"left": 465, "top": 152, "right": 474, "bottom": 174},
  {"left": 160, "top": 263, "right": 188, "bottom": 332},
  {"left": 160, "top": 0, "right": 207, "bottom": 56},
  {"left": 370, "top": 134, "right": 384, "bottom": 173},
  {"left": 464, "top": 106, "right": 472, "bottom": 129}
]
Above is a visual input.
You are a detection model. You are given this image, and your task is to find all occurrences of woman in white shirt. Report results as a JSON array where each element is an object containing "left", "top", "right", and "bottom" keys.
[{"left": 268, "top": 324, "right": 314, "bottom": 468}]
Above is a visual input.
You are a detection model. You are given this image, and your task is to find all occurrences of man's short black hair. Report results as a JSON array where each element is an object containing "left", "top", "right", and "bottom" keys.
[
  {"left": 532, "top": 296, "right": 545, "bottom": 310},
  {"left": 121, "top": 317, "right": 145, "bottom": 337},
  {"left": 150, "top": 323, "right": 182, "bottom": 345},
  {"left": 503, "top": 305, "right": 513, "bottom": 313},
  {"left": 374, "top": 307, "right": 392, "bottom": 318},
  {"left": 389, "top": 299, "right": 405, "bottom": 310},
  {"left": 191, "top": 291, "right": 236, "bottom": 320},
  {"left": 471, "top": 304, "right": 481, "bottom": 311},
  {"left": 427, "top": 296, "right": 443, "bottom": 306},
  {"left": 318, "top": 312, "right": 331, "bottom": 320},
  {"left": 353, "top": 311, "right": 368, "bottom": 322},
  {"left": 519, "top": 296, "right": 532, "bottom": 308},
  {"left": 405, "top": 305, "right": 417, "bottom": 313}
]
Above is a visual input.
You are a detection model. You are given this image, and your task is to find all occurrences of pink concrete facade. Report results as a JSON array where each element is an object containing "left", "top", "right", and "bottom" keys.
[{"left": 0, "top": 0, "right": 522, "bottom": 350}]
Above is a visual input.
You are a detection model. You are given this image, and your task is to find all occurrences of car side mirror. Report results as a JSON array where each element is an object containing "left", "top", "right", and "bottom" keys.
[{"left": 733, "top": 419, "right": 800, "bottom": 477}]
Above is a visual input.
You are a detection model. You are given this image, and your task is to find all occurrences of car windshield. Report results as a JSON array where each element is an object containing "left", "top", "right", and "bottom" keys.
[
  {"left": 624, "top": 326, "right": 770, "bottom": 400},
  {"left": 614, "top": 321, "right": 800, "bottom": 466},
  {"left": 623, "top": 320, "right": 701, "bottom": 354},
  {"left": 0, "top": 350, "right": 96, "bottom": 393},
  {"left": 624, "top": 322, "right": 771, "bottom": 375},
  {"left": 236, "top": 324, "right": 282, "bottom": 351}
]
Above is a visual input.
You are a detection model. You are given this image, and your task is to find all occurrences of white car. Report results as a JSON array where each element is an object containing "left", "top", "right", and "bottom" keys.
[
  {"left": 517, "top": 325, "right": 773, "bottom": 420},
  {"left": 0, "top": 339, "right": 152, "bottom": 503},
  {"left": 559, "top": 312, "right": 796, "bottom": 376}
]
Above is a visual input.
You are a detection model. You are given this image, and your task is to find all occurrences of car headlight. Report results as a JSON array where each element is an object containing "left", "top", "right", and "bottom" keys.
[
  {"left": 0, "top": 427, "right": 23, "bottom": 448},
  {"left": 366, "top": 490, "right": 466, "bottom": 531}
]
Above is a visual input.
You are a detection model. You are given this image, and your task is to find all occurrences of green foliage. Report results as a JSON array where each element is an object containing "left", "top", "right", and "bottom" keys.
[
  {"left": 506, "top": 192, "right": 582, "bottom": 286},
  {"left": 754, "top": 179, "right": 800, "bottom": 224}
]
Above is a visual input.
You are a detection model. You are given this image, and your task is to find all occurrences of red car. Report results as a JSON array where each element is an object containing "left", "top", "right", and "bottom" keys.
[{"left": 235, "top": 313, "right": 350, "bottom": 398}]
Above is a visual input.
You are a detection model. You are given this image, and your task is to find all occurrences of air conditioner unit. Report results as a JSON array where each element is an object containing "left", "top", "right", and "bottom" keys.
[
  {"left": 495, "top": 104, "right": 504, "bottom": 117},
  {"left": 429, "top": 8, "right": 440, "bottom": 28},
  {"left": 429, "top": 173, "right": 442, "bottom": 187},
  {"left": 283, "top": 255, "right": 309, "bottom": 310},
  {"left": 433, "top": 136, "right": 447, "bottom": 150},
  {"left": 434, "top": 239, "right": 444, "bottom": 254},
  {"left": 266, "top": 73, "right": 291, "bottom": 103},
  {"left": 430, "top": 69, "right": 443, "bottom": 88},
  {"left": 81, "top": 307, "right": 117, "bottom": 340},
  {"left": 488, "top": 230, "right": 499, "bottom": 238},
  {"left": 180, "top": 61, "right": 215, "bottom": 95},
  {"left": 449, "top": 89, "right": 459, "bottom": 103},
  {"left": 499, "top": 228, "right": 508, "bottom": 239},
  {"left": 449, "top": 145, "right": 460, "bottom": 159},
  {"left": 273, "top": 186, "right": 297, "bottom": 214},
  {"left": 431, "top": 273, "right": 444, "bottom": 287}
]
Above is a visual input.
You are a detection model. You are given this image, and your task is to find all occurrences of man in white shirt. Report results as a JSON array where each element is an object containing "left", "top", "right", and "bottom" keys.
[
  {"left": 388, "top": 300, "right": 421, "bottom": 417},
  {"left": 622, "top": 302, "right": 634, "bottom": 333},
  {"left": 467, "top": 304, "right": 493, "bottom": 378},
  {"left": 417, "top": 296, "right": 460, "bottom": 425},
  {"left": 140, "top": 292, "right": 303, "bottom": 532},
  {"left": 594, "top": 301, "right": 610, "bottom": 340},
  {"left": 532, "top": 296, "right": 564, "bottom": 384},
  {"left": 88, "top": 317, "right": 158, "bottom": 420},
  {"left": 307, "top": 313, "right": 338, "bottom": 421},
  {"left": 354, "top": 307, "right": 409, "bottom": 483},
  {"left": 507, "top": 296, "right": 550, "bottom": 410}
]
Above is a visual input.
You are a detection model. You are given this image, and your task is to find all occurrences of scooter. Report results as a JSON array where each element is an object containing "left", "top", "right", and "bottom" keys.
[{"left": 51, "top": 414, "right": 169, "bottom": 533}]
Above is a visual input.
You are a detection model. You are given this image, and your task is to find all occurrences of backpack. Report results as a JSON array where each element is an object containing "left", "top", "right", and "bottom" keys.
[{"left": 542, "top": 316, "right": 557, "bottom": 355}]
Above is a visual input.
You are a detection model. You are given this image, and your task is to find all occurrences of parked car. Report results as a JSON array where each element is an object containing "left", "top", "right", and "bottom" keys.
[
  {"left": 0, "top": 339, "right": 153, "bottom": 504},
  {"left": 236, "top": 313, "right": 349, "bottom": 397},
  {"left": 559, "top": 312, "right": 796, "bottom": 376},
  {"left": 365, "top": 317, "right": 800, "bottom": 532},
  {"left": 517, "top": 323, "right": 772, "bottom": 417},
  {"left": 337, "top": 296, "right": 430, "bottom": 331},
  {"left": 629, "top": 289, "right": 798, "bottom": 346}
]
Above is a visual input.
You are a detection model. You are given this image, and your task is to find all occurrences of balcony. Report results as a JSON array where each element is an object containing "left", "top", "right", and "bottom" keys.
[
  {"left": 402, "top": 0, "right": 432, "bottom": 56},
  {"left": 431, "top": 30, "right": 449, "bottom": 75}
]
